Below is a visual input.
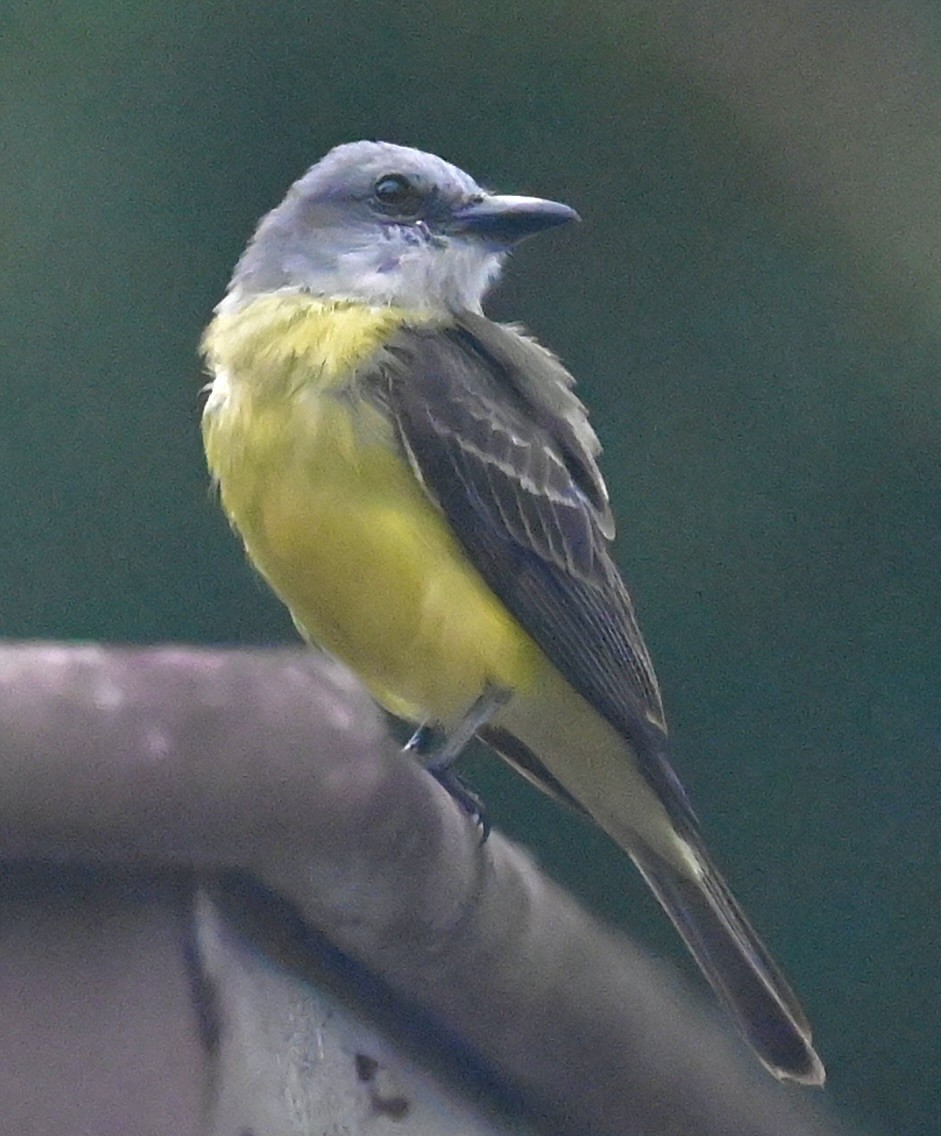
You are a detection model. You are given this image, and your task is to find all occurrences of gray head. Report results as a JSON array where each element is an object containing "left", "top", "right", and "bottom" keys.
[{"left": 225, "top": 141, "right": 577, "bottom": 314}]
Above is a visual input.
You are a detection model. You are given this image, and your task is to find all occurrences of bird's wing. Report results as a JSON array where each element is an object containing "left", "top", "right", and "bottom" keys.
[
  {"left": 372, "top": 314, "right": 696, "bottom": 829},
  {"left": 370, "top": 316, "right": 824, "bottom": 1085}
]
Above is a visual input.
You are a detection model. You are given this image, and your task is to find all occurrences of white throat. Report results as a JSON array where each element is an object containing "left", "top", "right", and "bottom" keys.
[{"left": 326, "top": 237, "right": 505, "bottom": 312}]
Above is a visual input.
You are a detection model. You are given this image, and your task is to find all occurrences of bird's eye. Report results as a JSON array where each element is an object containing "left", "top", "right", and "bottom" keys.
[{"left": 373, "top": 173, "right": 423, "bottom": 216}]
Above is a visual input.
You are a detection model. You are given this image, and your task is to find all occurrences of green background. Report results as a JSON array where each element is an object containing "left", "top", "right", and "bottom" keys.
[{"left": 4, "top": 3, "right": 939, "bottom": 1133}]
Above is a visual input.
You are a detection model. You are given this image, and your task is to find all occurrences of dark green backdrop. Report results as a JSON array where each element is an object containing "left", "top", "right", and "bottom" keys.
[{"left": 4, "top": 3, "right": 939, "bottom": 1133}]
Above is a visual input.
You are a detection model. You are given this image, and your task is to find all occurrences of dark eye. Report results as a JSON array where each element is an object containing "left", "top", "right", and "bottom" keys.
[{"left": 373, "top": 173, "right": 423, "bottom": 215}]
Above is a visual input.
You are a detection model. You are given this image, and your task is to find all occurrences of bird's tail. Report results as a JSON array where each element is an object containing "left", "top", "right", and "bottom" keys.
[
  {"left": 494, "top": 677, "right": 824, "bottom": 1082},
  {"left": 632, "top": 840, "right": 825, "bottom": 1084}
]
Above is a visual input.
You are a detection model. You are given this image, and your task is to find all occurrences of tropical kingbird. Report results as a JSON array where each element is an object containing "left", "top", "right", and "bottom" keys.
[{"left": 201, "top": 141, "right": 823, "bottom": 1084}]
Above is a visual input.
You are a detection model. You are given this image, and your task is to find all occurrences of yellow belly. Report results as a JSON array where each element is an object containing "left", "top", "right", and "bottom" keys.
[{"left": 202, "top": 294, "right": 541, "bottom": 723}]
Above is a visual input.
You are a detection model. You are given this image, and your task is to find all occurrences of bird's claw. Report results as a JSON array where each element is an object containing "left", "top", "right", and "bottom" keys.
[{"left": 428, "top": 765, "right": 491, "bottom": 843}]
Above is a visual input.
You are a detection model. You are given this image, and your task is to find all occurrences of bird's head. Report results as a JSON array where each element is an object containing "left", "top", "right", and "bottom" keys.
[{"left": 225, "top": 141, "right": 578, "bottom": 314}]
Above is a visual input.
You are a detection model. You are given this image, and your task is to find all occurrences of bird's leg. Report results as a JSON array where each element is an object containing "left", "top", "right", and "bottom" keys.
[
  {"left": 424, "top": 683, "right": 512, "bottom": 773},
  {"left": 421, "top": 684, "right": 512, "bottom": 839}
]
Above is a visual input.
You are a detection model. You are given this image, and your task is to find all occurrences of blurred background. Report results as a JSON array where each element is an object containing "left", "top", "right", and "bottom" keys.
[{"left": 3, "top": 2, "right": 940, "bottom": 1133}]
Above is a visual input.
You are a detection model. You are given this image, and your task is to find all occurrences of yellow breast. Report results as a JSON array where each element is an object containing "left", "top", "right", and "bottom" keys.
[{"left": 201, "top": 292, "right": 540, "bottom": 723}]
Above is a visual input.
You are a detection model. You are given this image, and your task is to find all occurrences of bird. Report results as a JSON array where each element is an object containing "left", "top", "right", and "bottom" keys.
[{"left": 200, "top": 140, "right": 824, "bottom": 1084}]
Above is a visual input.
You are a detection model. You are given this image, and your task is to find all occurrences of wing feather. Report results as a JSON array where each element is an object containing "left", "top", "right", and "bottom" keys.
[{"left": 374, "top": 316, "right": 696, "bottom": 828}]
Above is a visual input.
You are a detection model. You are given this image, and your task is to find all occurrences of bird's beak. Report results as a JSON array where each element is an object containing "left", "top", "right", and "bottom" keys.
[{"left": 448, "top": 194, "right": 579, "bottom": 246}]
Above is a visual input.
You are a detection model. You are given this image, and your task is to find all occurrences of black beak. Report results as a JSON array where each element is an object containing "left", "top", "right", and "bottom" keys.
[{"left": 448, "top": 193, "right": 579, "bottom": 246}]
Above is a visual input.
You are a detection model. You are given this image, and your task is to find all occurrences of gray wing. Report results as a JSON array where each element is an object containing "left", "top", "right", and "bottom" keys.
[{"left": 374, "top": 314, "right": 697, "bottom": 829}]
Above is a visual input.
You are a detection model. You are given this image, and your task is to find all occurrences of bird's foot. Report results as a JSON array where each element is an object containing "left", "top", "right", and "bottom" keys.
[
  {"left": 427, "top": 764, "right": 491, "bottom": 842},
  {"left": 401, "top": 681, "right": 512, "bottom": 841}
]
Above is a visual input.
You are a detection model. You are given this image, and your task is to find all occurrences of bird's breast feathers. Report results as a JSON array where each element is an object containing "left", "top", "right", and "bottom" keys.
[{"left": 200, "top": 291, "right": 540, "bottom": 721}]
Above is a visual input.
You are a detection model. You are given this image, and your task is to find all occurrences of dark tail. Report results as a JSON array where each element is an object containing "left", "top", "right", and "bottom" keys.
[{"left": 634, "top": 842, "right": 825, "bottom": 1085}]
